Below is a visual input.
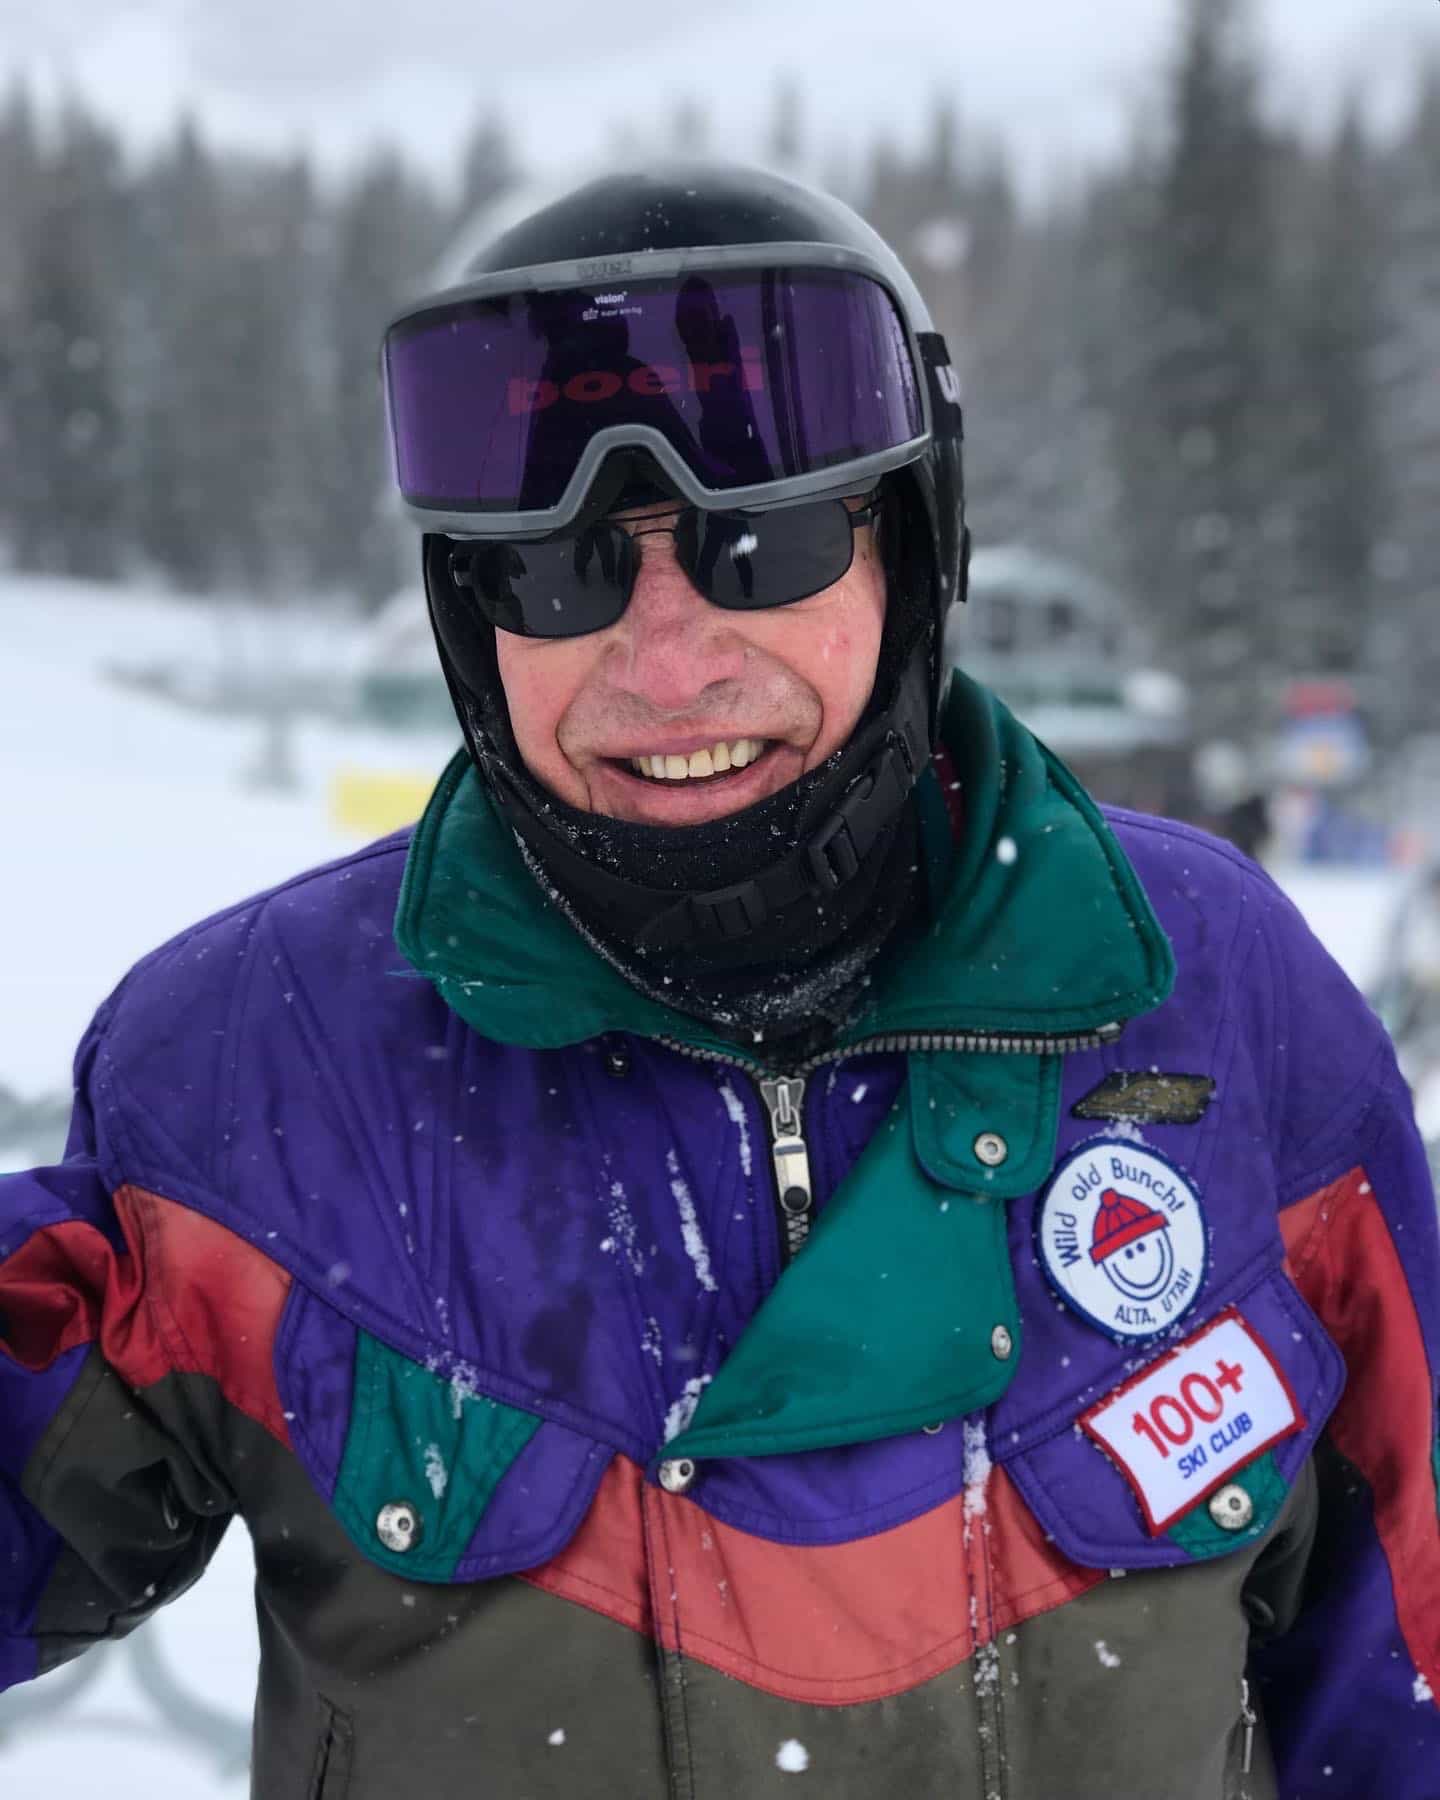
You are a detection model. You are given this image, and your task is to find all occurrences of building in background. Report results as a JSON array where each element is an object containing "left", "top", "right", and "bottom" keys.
[{"left": 945, "top": 544, "right": 1192, "bottom": 817}]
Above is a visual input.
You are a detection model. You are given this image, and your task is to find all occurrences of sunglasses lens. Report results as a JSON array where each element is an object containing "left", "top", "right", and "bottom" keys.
[
  {"left": 462, "top": 528, "right": 631, "bottom": 637},
  {"left": 684, "top": 500, "right": 858, "bottom": 611}
]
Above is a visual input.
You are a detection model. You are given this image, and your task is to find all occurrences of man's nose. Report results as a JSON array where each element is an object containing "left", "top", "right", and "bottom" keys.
[{"left": 605, "top": 535, "right": 747, "bottom": 711}]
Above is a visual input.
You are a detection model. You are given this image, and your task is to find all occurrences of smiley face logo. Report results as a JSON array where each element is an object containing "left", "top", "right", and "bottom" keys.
[
  {"left": 1037, "top": 1140, "right": 1207, "bottom": 1340},
  {"left": 1090, "top": 1190, "right": 1175, "bottom": 1301}
]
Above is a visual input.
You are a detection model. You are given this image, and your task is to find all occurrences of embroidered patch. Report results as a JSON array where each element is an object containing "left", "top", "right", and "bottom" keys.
[
  {"left": 1071, "top": 1071, "right": 1215, "bottom": 1126},
  {"left": 1080, "top": 1308, "right": 1305, "bottom": 1534},
  {"left": 1037, "top": 1138, "right": 1207, "bottom": 1338}
]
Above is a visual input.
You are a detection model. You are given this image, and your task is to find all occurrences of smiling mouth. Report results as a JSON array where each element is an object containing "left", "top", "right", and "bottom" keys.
[{"left": 624, "top": 738, "right": 771, "bottom": 783}]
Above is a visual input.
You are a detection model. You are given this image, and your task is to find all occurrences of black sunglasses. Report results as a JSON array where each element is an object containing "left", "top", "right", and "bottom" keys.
[{"left": 447, "top": 494, "right": 881, "bottom": 640}]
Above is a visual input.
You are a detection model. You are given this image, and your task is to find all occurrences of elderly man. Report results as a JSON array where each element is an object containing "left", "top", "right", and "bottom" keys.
[{"left": 2, "top": 166, "right": 1437, "bottom": 1799}]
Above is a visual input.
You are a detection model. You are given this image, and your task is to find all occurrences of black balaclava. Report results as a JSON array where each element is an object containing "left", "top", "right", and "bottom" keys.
[{"left": 432, "top": 476, "right": 935, "bottom": 1063}]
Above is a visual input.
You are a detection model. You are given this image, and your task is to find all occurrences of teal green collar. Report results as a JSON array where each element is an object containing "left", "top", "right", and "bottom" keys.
[
  {"left": 394, "top": 671, "right": 1174, "bottom": 1061},
  {"left": 394, "top": 674, "right": 1177, "bottom": 1464}
]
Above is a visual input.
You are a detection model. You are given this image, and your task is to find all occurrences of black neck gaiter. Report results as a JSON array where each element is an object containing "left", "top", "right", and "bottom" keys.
[{"left": 507, "top": 757, "right": 923, "bottom": 1062}]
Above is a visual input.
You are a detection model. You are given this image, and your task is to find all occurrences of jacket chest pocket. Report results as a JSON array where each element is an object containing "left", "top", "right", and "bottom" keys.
[
  {"left": 996, "top": 1268, "right": 1342, "bottom": 1572},
  {"left": 275, "top": 1288, "right": 616, "bottom": 1584}
]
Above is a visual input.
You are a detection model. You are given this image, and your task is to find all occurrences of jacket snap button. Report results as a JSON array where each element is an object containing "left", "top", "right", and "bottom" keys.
[
  {"left": 990, "top": 1324, "right": 1014, "bottom": 1360},
  {"left": 974, "top": 1131, "right": 1009, "bottom": 1168},
  {"left": 1208, "top": 1483, "right": 1254, "bottom": 1531},
  {"left": 604, "top": 1044, "right": 631, "bottom": 1078},
  {"left": 658, "top": 1458, "right": 697, "bottom": 1495},
  {"left": 376, "top": 1500, "right": 423, "bottom": 1552}
]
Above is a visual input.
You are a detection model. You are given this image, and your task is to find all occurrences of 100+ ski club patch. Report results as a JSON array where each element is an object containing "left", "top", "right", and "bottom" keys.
[{"left": 1037, "top": 1138, "right": 1208, "bottom": 1339}]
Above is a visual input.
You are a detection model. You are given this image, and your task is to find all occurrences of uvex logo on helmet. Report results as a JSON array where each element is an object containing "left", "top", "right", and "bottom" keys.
[{"left": 508, "top": 351, "right": 767, "bottom": 417}]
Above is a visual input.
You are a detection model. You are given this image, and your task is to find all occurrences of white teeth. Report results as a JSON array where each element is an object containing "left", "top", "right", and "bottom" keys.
[{"left": 629, "top": 738, "right": 767, "bottom": 780}]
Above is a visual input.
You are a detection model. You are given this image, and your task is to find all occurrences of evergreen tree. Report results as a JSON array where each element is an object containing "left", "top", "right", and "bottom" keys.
[
  {"left": 1371, "top": 63, "right": 1440, "bottom": 745},
  {"left": 130, "top": 117, "right": 234, "bottom": 592},
  {"left": 767, "top": 76, "right": 803, "bottom": 170},
  {"left": 0, "top": 81, "right": 41, "bottom": 557},
  {"left": 8, "top": 99, "right": 128, "bottom": 578},
  {"left": 1281, "top": 107, "right": 1385, "bottom": 682},
  {"left": 218, "top": 153, "right": 327, "bottom": 597},
  {"left": 327, "top": 150, "right": 447, "bottom": 607},
  {"left": 1116, "top": 0, "right": 1280, "bottom": 740},
  {"left": 454, "top": 110, "right": 515, "bottom": 236},
  {"left": 669, "top": 96, "right": 710, "bottom": 158}
]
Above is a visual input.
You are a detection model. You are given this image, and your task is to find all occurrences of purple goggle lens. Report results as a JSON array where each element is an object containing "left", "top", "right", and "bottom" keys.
[{"left": 384, "top": 267, "right": 924, "bottom": 518}]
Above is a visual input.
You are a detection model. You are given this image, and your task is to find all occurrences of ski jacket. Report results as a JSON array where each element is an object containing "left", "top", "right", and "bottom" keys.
[{"left": 3, "top": 674, "right": 1438, "bottom": 1800}]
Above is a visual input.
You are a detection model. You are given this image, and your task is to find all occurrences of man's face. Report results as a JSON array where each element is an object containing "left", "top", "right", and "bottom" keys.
[{"left": 494, "top": 499, "right": 886, "bottom": 826}]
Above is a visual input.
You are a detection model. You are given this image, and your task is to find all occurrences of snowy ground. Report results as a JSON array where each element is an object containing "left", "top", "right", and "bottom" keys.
[{"left": 0, "top": 572, "right": 1408, "bottom": 1793}]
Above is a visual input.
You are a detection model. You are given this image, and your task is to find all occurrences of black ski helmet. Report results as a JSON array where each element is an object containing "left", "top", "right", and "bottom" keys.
[{"left": 385, "top": 163, "right": 970, "bottom": 954}]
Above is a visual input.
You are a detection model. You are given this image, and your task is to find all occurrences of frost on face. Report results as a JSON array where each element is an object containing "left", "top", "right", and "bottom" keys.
[
  {"left": 663, "top": 1373, "right": 712, "bottom": 1443},
  {"left": 775, "top": 1739, "right": 810, "bottom": 1773},
  {"left": 667, "top": 1147, "right": 717, "bottom": 1292},
  {"left": 717, "top": 1080, "right": 754, "bottom": 1178},
  {"left": 1094, "top": 1640, "right": 1122, "bottom": 1668},
  {"left": 423, "top": 1442, "right": 448, "bottom": 1500}
]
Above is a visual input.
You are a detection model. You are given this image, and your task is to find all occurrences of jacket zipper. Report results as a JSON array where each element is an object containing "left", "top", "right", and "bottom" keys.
[
  {"left": 759, "top": 1075, "right": 814, "bottom": 1262},
  {"left": 658, "top": 1019, "right": 1123, "bottom": 1083},
  {"left": 658, "top": 1020, "right": 1124, "bottom": 1270}
]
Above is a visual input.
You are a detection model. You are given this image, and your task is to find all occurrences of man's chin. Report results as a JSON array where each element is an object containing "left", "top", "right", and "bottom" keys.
[{"left": 583, "top": 744, "right": 803, "bottom": 826}]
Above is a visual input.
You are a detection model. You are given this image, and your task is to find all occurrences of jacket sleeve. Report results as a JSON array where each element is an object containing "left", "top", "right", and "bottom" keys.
[
  {"left": 1245, "top": 872, "right": 1440, "bottom": 1797},
  {"left": 0, "top": 1008, "right": 234, "bottom": 1695}
]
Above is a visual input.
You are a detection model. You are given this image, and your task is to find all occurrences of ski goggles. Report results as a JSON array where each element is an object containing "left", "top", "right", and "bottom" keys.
[
  {"left": 446, "top": 492, "right": 881, "bottom": 639},
  {"left": 382, "top": 248, "right": 931, "bottom": 536}
]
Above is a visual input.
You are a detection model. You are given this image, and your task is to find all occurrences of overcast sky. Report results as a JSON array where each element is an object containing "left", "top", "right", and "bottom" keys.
[{"left": 2, "top": 0, "right": 1435, "bottom": 200}]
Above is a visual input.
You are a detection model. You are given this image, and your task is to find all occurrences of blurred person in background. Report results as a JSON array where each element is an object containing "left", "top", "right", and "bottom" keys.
[{"left": 2, "top": 167, "right": 1437, "bottom": 1799}]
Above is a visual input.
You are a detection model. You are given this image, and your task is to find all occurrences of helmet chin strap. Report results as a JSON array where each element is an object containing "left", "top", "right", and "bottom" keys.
[{"left": 471, "top": 641, "right": 933, "bottom": 957}]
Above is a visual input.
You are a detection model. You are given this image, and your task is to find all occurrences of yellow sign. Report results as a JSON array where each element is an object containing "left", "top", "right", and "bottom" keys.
[{"left": 330, "top": 768, "right": 436, "bottom": 838}]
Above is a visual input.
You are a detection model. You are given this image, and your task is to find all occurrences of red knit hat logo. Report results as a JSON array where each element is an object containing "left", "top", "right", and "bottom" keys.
[{"left": 1089, "top": 1189, "right": 1168, "bottom": 1264}]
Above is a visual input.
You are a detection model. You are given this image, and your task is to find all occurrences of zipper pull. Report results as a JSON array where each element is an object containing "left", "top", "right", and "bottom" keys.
[
  {"left": 1239, "top": 1676, "right": 1256, "bottom": 1776},
  {"left": 759, "top": 1075, "right": 813, "bottom": 1259}
]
